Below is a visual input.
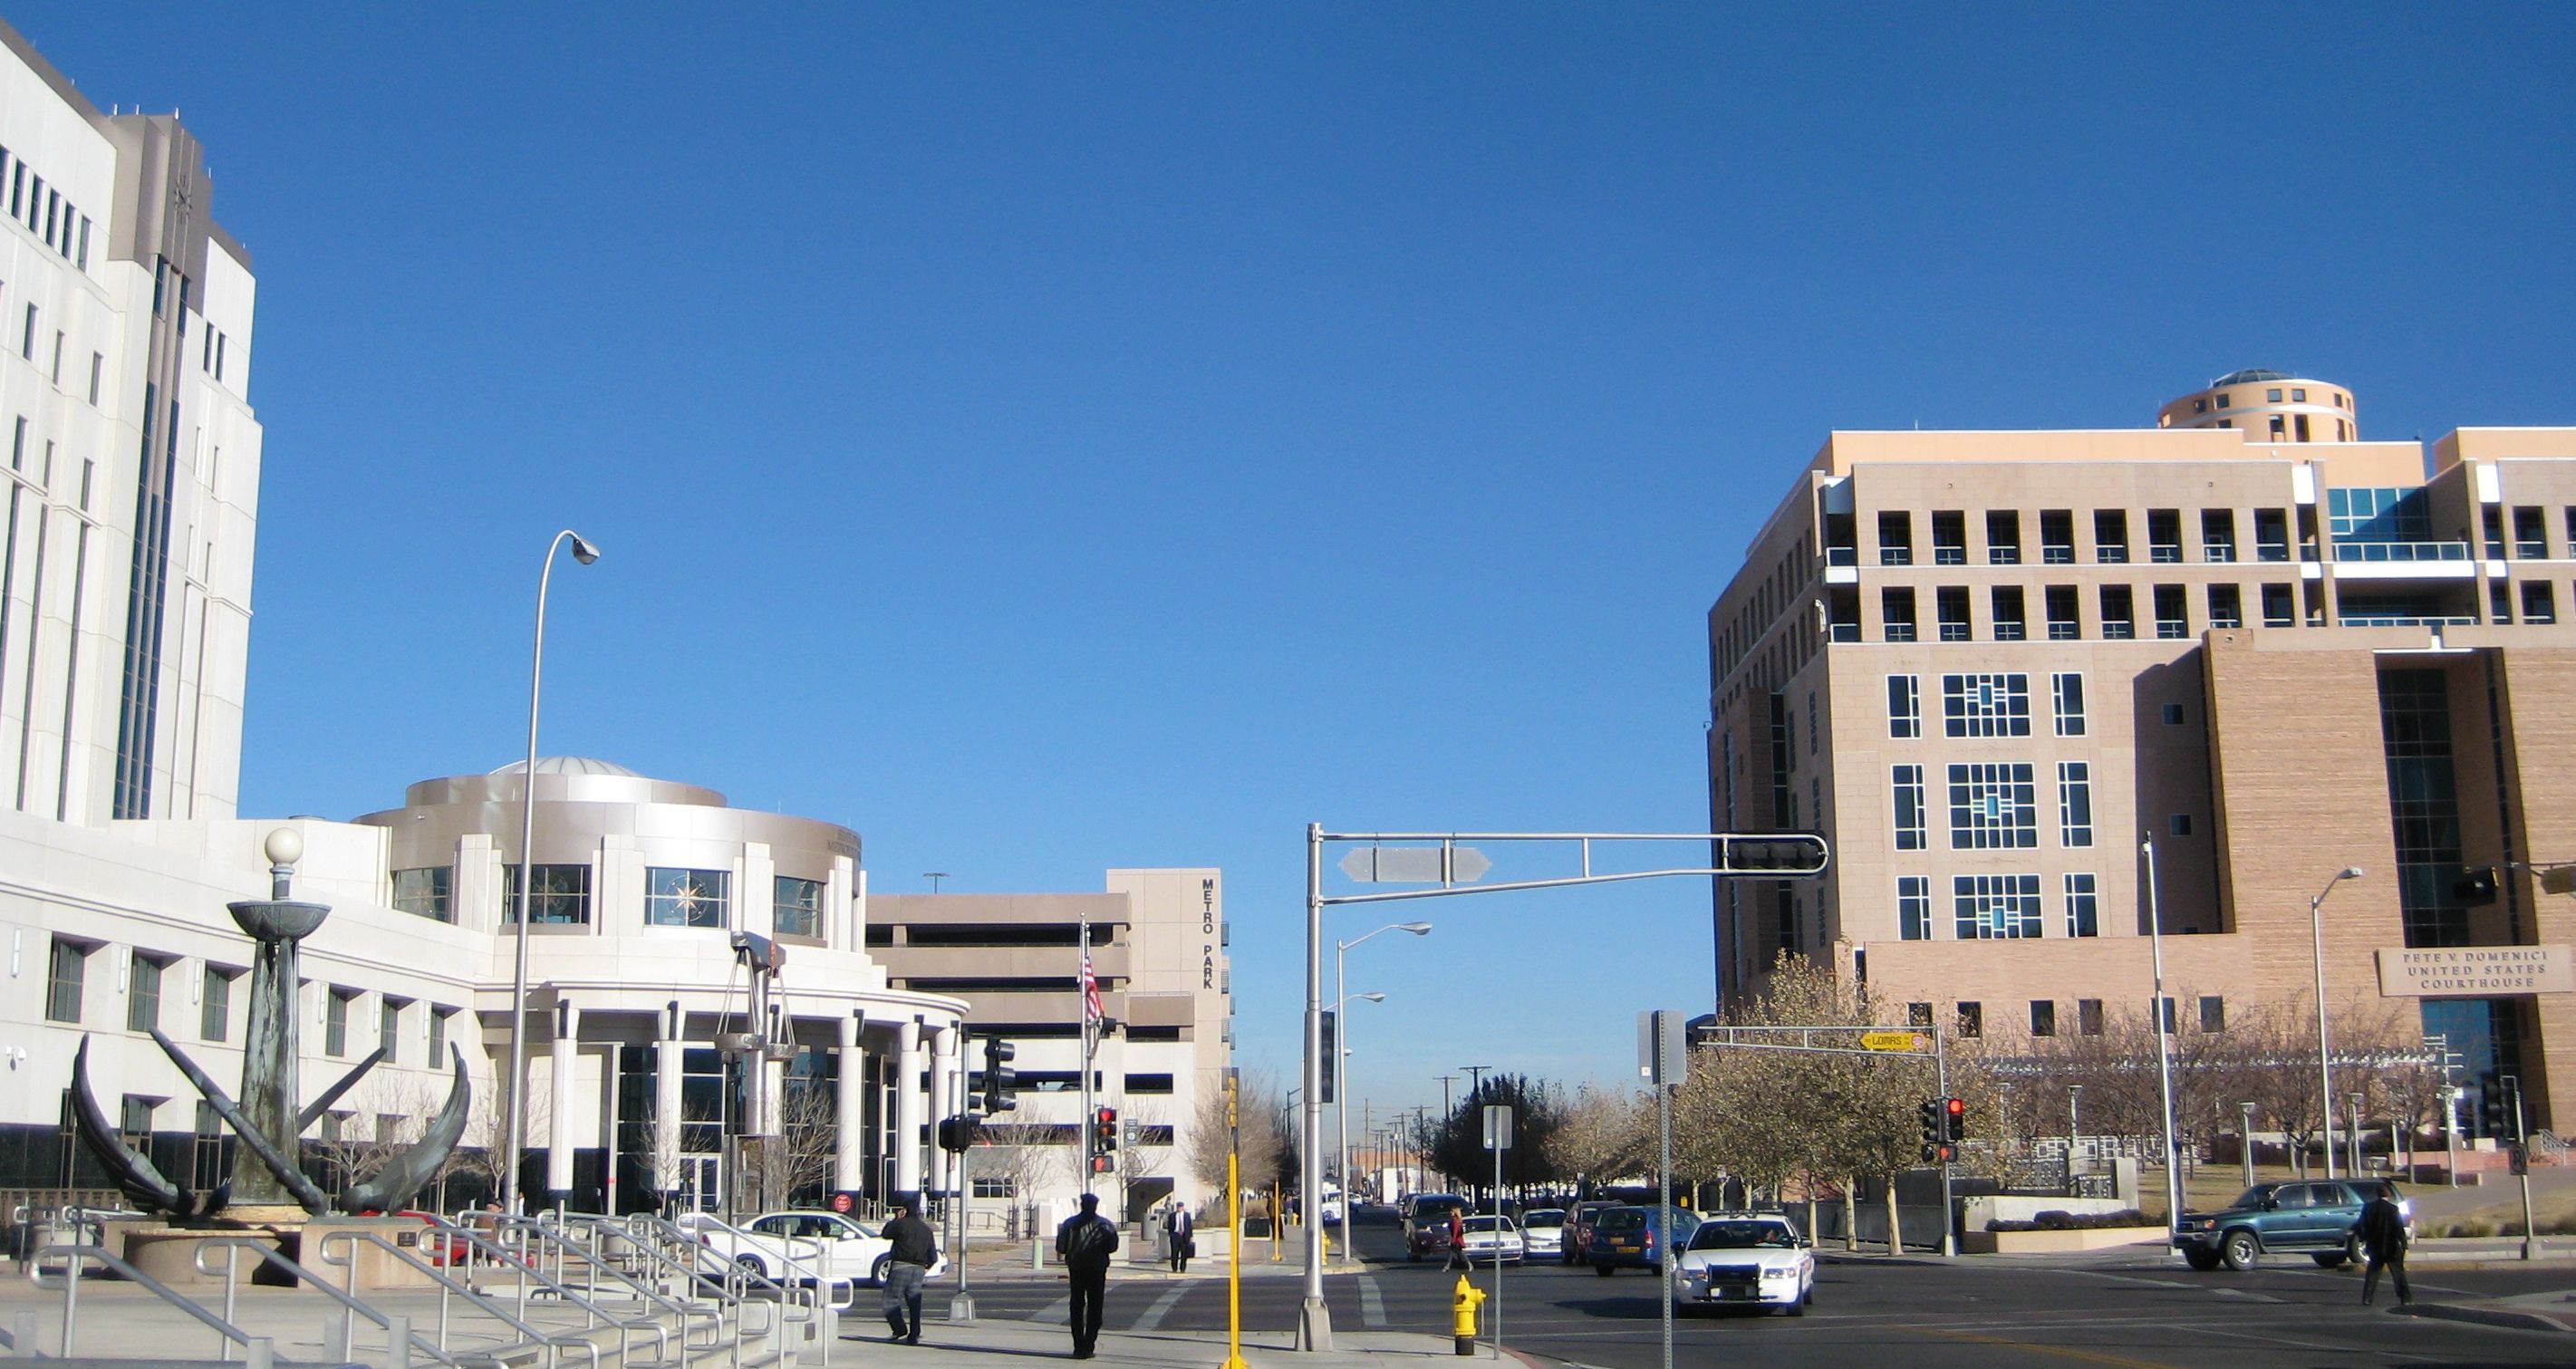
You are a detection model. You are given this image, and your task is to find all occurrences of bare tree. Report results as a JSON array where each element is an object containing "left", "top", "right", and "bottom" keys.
[{"left": 1547, "top": 1085, "right": 1650, "bottom": 1191}]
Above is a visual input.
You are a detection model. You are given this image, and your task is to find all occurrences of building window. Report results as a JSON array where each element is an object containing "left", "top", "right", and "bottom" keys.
[
  {"left": 2031, "top": 1000, "right": 2056, "bottom": 1037},
  {"left": 2154, "top": 583, "right": 2188, "bottom": 639},
  {"left": 1893, "top": 765, "right": 1927, "bottom": 851},
  {"left": 2161, "top": 702, "right": 2185, "bottom": 726},
  {"left": 2147, "top": 509, "right": 2182, "bottom": 564},
  {"left": 129, "top": 954, "right": 165, "bottom": 1033},
  {"left": 1887, "top": 675, "right": 1920, "bottom": 738},
  {"left": 2094, "top": 510, "right": 2129, "bottom": 564},
  {"left": 1948, "top": 763, "right": 2037, "bottom": 848},
  {"left": 1941, "top": 672, "right": 2031, "bottom": 738},
  {"left": 120, "top": 1095, "right": 155, "bottom": 1143},
  {"left": 1882, "top": 586, "right": 1916, "bottom": 641},
  {"left": 2198, "top": 996, "right": 2225, "bottom": 1034},
  {"left": 2202, "top": 510, "right": 2237, "bottom": 563},
  {"left": 774, "top": 876, "right": 825, "bottom": 938},
  {"left": 2262, "top": 583, "right": 2294, "bottom": 627},
  {"left": 2513, "top": 506, "right": 2548, "bottom": 559},
  {"left": 2154, "top": 996, "right": 2178, "bottom": 1033},
  {"left": 1932, "top": 510, "right": 1967, "bottom": 565},
  {"left": 1877, "top": 511, "right": 1912, "bottom": 565},
  {"left": 2040, "top": 509, "right": 2075, "bottom": 564},
  {"left": 2208, "top": 583, "right": 2242, "bottom": 629},
  {"left": 2045, "top": 585, "right": 2079, "bottom": 640},
  {"left": 1898, "top": 875, "right": 1931, "bottom": 940},
  {"left": 1955, "top": 1001, "right": 1983, "bottom": 1038},
  {"left": 2100, "top": 584, "right": 2135, "bottom": 639},
  {"left": 1935, "top": 586, "right": 1972, "bottom": 641},
  {"left": 1992, "top": 585, "right": 2026, "bottom": 641},
  {"left": 646, "top": 867, "right": 731, "bottom": 929},
  {"left": 19, "top": 303, "right": 32, "bottom": 359},
  {"left": 1954, "top": 873, "right": 2041, "bottom": 939},
  {"left": 1906, "top": 1002, "right": 1934, "bottom": 1028},
  {"left": 45, "top": 938, "right": 86, "bottom": 1023},
  {"left": 380, "top": 998, "right": 403, "bottom": 1064},
  {"left": 325, "top": 988, "right": 354, "bottom": 1057},
  {"left": 503, "top": 863, "right": 593, "bottom": 925},
  {"left": 2169, "top": 814, "right": 2193, "bottom": 837},
  {"left": 1987, "top": 510, "right": 2021, "bottom": 564},
  {"left": 2490, "top": 580, "right": 2513, "bottom": 623},
  {"left": 2060, "top": 873, "right": 2098, "bottom": 937},
  {"left": 428, "top": 1007, "right": 449, "bottom": 1063},
  {"left": 391, "top": 866, "right": 453, "bottom": 921},
  {"left": 89, "top": 352, "right": 102, "bottom": 405},
  {"left": 2078, "top": 998, "right": 2104, "bottom": 1035},
  {"left": 201, "top": 965, "right": 234, "bottom": 1041},
  {"left": 2051, "top": 672, "right": 2086, "bottom": 736},
  {"left": 2522, "top": 581, "right": 2555, "bottom": 625},
  {"left": 2058, "top": 762, "right": 2093, "bottom": 847}
]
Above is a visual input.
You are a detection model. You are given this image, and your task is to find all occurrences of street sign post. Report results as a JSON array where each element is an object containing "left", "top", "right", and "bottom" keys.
[
  {"left": 1481, "top": 1104, "right": 1512, "bottom": 1361},
  {"left": 1639, "top": 1008, "right": 1683, "bottom": 1369},
  {"left": 1860, "top": 1030, "right": 1930, "bottom": 1053}
]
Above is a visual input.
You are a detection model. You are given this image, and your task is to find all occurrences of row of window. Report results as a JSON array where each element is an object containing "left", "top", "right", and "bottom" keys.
[
  {"left": 1906, "top": 995, "right": 2227, "bottom": 1039},
  {"left": 392, "top": 863, "right": 831, "bottom": 938},
  {"left": 0, "top": 145, "right": 92, "bottom": 272},
  {"left": 42, "top": 936, "right": 455, "bottom": 1060},
  {"left": 1864, "top": 507, "right": 2300, "bottom": 568},
  {"left": 1895, "top": 872, "right": 2099, "bottom": 940},
  {"left": 1893, "top": 762, "right": 2190, "bottom": 852},
  {"left": 1887, "top": 671, "right": 2087, "bottom": 738},
  {"left": 1867, "top": 581, "right": 2310, "bottom": 642}
]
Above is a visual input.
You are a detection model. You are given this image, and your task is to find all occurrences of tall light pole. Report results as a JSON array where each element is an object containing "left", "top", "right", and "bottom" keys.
[
  {"left": 1333, "top": 921, "right": 1429, "bottom": 1267},
  {"left": 2140, "top": 838, "right": 2181, "bottom": 1229},
  {"left": 2310, "top": 866, "right": 2364, "bottom": 1179},
  {"left": 2239, "top": 1102, "right": 2259, "bottom": 1186},
  {"left": 503, "top": 528, "right": 601, "bottom": 1213},
  {"left": 1330, "top": 989, "right": 1385, "bottom": 1268}
]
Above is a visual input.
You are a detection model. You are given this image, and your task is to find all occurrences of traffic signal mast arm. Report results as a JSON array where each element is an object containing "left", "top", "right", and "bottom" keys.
[{"left": 1316, "top": 830, "right": 1828, "bottom": 909}]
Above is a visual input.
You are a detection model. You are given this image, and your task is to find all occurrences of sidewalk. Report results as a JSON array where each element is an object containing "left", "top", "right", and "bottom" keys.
[
  {"left": 862, "top": 1318, "right": 1541, "bottom": 1369},
  {"left": 2402, "top": 1286, "right": 2576, "bottom": 1335}
]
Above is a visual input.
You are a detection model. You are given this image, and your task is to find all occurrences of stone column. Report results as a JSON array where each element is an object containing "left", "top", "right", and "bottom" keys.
[
  {"left": 929, "top": 1026, "right": 958, "bottom": 1197},
  {"left": 893, "top": 1018, "right": 924, "bottom": 1195},
  {"left": 547, "top": 998, "right": 580, "bottom": 1202},
  {"left": 835, "top": 1011, "right": 866, "bottom": 1191},
  {"left": 654, "top": 1005, "right": 684, "bottom": 1199}
]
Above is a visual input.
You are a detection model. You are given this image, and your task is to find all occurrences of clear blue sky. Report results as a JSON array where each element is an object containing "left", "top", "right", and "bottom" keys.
[{"left": 19, "top": 3, "right": 2571, "bottom": 1121}]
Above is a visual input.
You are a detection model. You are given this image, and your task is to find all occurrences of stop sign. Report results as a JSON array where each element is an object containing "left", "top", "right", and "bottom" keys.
[{"left": 830, "top": 1191, "right": 854, "bottom": 1213}]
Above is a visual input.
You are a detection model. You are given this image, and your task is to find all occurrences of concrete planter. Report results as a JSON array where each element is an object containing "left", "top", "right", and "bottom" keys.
[{"left": 1960, "top": 1225, "right": 2166, "bottom": 1254}]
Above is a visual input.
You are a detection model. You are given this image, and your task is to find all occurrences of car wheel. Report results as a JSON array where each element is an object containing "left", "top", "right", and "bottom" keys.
[
  {"left": 871, "top": 1254, "right": 892, "bottom": 1285},
  {"left": 2183, "top": 1248, "right": 2223, "bottom": 1272},
  {"left": 734, "top": 1254, "right": 767, "bottom": 1280},
  {"left": 2220, "top": 1229, "right": 2260, "bottom": 1272},
  {"left": 1787, "top": 1293, "right": 1807, "bottom": 1318},
  {"left": 1408, "top": 1249, "right": 1420, "bottom": 1263}
]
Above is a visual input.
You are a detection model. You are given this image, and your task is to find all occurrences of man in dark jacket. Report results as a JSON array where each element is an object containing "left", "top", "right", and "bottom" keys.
[
  {"left": 1055, "top": 1193, "right": 1120, "bottom": 1358},
  {"left": 881, "top": 1195, "right": 940, "bottom": 1344},
  {"left": 1163, "top": 1201, "right": 1194, "bottom": 1273},
  {"left": 2358, "top": 1191, "right": 2410, "bottom": 1306}
]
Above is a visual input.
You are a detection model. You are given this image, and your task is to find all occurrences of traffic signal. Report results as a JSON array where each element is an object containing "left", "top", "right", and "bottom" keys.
[
  {"left": 2480, "top": 1075, "right": 2523, "bottom": 1141},
  {"left": 1917, "top": 1099, "right": 1944, "bottom": 1163},
  {"left": 2455, "top": 865, "right": 2500, "bottom": 905},
  {"left": 1944, "top": 1096, "right": 1967, "bottom": 1142},
  {"left": 1319, "top": 1011, "right": 1336, "bottom": 1104},
  {"left": 937, "top": 1116, "right": 978, "bottom": 1152},
  {"left": 1095, "top": 1106, "right": 1120, "bottom": 1154},
  {"left": 980, "top": 1037, "right": 1018, "bottom": 1113},
  {"left": 1721, "top": 834, "right": 1830, "bottom": 877}
]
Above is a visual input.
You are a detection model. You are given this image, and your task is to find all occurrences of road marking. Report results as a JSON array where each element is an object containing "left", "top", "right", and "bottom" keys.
[
  {"left": 1131, "top": 1285, "right": 1190, "bottom": 1332},
  {"left": 1358, "top": 1273, "right": 1388, "bottom": 1329},
  {"left": 1032, "top": 1296, "right": 1070, "bottom": 1325},
  {"left": 1912, "top": 1324, "right": 2182, "bottom": 1369},
  {"left": 2209, "top": 1287, "right": 2284, "bottom": 1303}
]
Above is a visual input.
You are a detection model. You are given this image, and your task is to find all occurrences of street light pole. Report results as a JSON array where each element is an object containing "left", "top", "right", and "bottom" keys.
[
  {"left": 2310, "top": 867, "right": 2364, "bottom": 1180},
  {"left": 2140, "top": 838, "right": 2182, "bottom": 1231},
  {"left": 2239, "top": 1102, "right": 2258, "bottom": 1187},
  {"left": 502, "top": 528, "right": 600, "bottom": 1215},
  {"left": 1332, "top": 921, "right": 1430, "bottom": 1269}
]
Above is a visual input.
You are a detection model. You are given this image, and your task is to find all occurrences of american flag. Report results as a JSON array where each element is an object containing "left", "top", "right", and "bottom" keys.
[{"left": 1080, "top": 950, "right": 1105, "bottom": 1024}]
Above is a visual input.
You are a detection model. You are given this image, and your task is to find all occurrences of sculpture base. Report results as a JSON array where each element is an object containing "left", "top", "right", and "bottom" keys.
[{"left": 106, "top": 1213, "right": 430, "bottom": 1291}]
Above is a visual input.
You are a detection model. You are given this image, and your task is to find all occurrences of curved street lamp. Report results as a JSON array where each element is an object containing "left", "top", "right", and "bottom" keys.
[
  {"left": 1331, "top": 921, "right": 1429, "bottom": 1266},
  {"left": 502, "top": 528, "right": 601, "bottom": 1213},
  {"left": 2311, "top": 866, "right": 2364, "bottom": 1179}
]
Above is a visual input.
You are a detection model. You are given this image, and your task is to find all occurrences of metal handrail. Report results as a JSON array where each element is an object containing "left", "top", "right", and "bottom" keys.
[
  {"left": 658, "top": 1210, "right": 851, "bottom": 1308},
  {"left": 26, "top": 1243, "right": 265, "bottom": 1363},
  {"left": 551, "top": 1217, "right": 734, "bottom": 1350},
  {"left": 311, "top": 1224, "right": 621, "bottom": 1368},
  {"left": 614, "top": 1211, "right": 835, "bottom": 1365},
  {"left": 192, "top": 1237, "right": 472, "bottom": 1368},
  {"left": 480, "top": 1218, "right": 697, "bottom": 1362}
]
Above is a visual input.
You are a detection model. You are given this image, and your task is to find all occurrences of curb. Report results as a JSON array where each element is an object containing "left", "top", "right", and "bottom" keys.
[{"left": 2399, "top": 1303, "right": 2575, "bottom": 1335}]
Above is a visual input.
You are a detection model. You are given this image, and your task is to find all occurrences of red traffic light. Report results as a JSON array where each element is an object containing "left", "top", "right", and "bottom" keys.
[
  {"left": 1944, "top": 1097, "right": 1964, "bottom": 1118},
  {"left": 1944, "top": 1096, "right": 1966, "bottom": 1142}
]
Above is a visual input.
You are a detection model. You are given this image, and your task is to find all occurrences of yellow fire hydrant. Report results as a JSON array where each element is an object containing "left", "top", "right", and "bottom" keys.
[{"left": 1452, "top": 1276, "right": 1487, "bottom": 1355}]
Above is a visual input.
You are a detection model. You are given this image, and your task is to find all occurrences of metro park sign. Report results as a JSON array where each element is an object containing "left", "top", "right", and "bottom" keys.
[{"left": 2378, "top": 945, "right": 2575, "bottom": 998}]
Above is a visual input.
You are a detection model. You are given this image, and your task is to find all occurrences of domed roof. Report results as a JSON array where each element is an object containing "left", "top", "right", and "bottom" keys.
[
  {"left": 487, "top": 756, "right": 642, "bottom": 778},
  {"left": 2209, "top": 368, "right": 2293, "bottom": 387}
]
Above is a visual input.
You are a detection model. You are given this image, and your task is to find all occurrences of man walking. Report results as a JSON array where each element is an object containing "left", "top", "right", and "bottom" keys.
[
  {"left": 880, "top": 1194, "right": 939, "bottom": 1344},
  {"left": 2358, "top": 1188, "right": 2410, "bottom": 1307},
  {"left": 1164, "top": 1200, "right": 1194, "bottom": 1274},
  {"left": 1056, "top": 1192, "right": 1120, "bottom": 1358}
]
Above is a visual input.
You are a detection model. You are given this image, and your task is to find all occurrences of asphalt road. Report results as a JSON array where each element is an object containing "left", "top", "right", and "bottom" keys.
[{"left": 949, "top": 1205, "right": 2576, "bottom": 1367}]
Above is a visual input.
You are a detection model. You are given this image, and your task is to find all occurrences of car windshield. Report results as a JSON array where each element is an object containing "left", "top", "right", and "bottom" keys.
[
  {"left": 1521, "top": 1210, "right": 1566, "bottom": 1227},
  {"left": 2227, "top": 1186, "right": 2274, "bottom": 1210},
  {"left": 1462, "top": 1216, "right": 1515, "bottom": 1233},
  {"left": 1688, "top": 1220, "right": 1798, "bottom": 1250}
]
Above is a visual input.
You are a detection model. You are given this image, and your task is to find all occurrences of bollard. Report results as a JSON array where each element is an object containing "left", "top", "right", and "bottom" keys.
[
  {"left": 386, "top": 1314, "right": 411, "bottom": 1369},
  {"left": 1451, "top": 1276, "right": 1486, "bottom": 1356},
  {"left": 247, "top": 1337, "right": 275, "bottom": 1369}
]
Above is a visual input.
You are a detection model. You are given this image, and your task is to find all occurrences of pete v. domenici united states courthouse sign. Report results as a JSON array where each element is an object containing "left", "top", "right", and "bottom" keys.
[{"left": 2378, "top": 946, "right": 2575, "bottom": 998}]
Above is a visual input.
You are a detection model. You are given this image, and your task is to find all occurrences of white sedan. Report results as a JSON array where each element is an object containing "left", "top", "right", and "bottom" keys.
[
  {"left": 1457, "top": 1214, "right": 1526, "bottom": 1265},
  {"left": 1669, "top": 1214, "right": 1814, "bottom": 1316},
  {"left": 1519, "top": 1208, "right": 1567, "bottom": 1259},
  {"left": 703, "top": 1210, "right": 946, "bottom": 1289}
]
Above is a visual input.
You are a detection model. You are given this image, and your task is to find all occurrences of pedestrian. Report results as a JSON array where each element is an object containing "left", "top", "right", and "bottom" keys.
[
  {"left": 1443, "top": 1206, "right": 1469, "bottom": 1270},
  {"left": 1164, "top": 1201, "right": 1194, "bottom": 1274},
  {"left": 1055, "top": 1192, "right": 1121, "bottom": 1358},
  {"left": 880, "top": 1194, "right": 939, "bottom": 1344},
  {"left": 2358, "top": 1189, "right": 2410, "bottom": 1307}
]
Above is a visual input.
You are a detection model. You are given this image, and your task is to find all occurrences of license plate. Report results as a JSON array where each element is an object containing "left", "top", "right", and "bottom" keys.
[
  {"left": 1614, "top": 1242, "right": 1638, "bottom": 1252},
  {"left": 1718, "top": 1288, "right": 1751, "bottom": 1300}
]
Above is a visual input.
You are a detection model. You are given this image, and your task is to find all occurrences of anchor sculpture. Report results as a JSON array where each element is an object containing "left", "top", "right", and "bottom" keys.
[{"left": 68, "top": 828, "right": 470, "bottom": 1222}]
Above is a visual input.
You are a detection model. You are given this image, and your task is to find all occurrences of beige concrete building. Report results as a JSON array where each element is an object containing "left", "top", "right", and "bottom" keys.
[
  {"left": 1706, "top": 371, "right": 2576, "bottom": 1133},
  {"left": 869, "top": 870, "right": 1230, "bottom": 1220}
]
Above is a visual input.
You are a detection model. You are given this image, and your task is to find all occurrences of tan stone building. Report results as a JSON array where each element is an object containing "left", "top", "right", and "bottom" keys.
[{"left": 1705, "top": 371, "right": 2576, "bottom": 1132}]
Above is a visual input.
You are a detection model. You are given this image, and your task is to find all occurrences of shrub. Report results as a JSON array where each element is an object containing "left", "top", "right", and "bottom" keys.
[{"left": 1984, "top": 1209, "right": 2155, "bottom": 1233}]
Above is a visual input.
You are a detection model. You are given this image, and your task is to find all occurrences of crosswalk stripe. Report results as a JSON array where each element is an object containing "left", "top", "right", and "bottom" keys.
[
  {"left": 1134, "top": 1285, "right": 1191, "bottom": 1332},
  {"left": 1359, "top": 1273, "right": 1388, "bottom": 1329},
  {"left": 1032, "top": 1296, "right": 1070, "bottom": 1325}
]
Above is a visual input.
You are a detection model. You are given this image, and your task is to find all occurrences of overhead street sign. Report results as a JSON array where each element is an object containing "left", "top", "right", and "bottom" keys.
[
  {"left": 1339, "top": 845, "right": 1491, "bottom": 884},
  {"left": 1860, "top": 1030, "right": 1931, "bottom": 1053}
]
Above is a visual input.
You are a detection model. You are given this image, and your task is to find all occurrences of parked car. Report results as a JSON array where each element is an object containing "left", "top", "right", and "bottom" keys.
[
  {"left": 1587, "top": 1205, "right": 1703, "bottom": 1274},
  {"left": 394, "top": 1210, "right": 465, "bottom": 1267},
  {"left": 1403, "top": 1194, "right": 1467, "bottom": 1257},
  {"left": 1561, "top": 1200, "right": 1619, "bottom": 1266},
  {"left": 1669, "top": 1213, "right": 1814, "bottom": 1316},
  {"left": 2172, "top": 1180, "right": 2406, "bottom": 1271},
  {"left": 1519, "top": 1208, "right": 1567, "bottom": 1259},
  {"left": 1457, "top": 1214, "right": 1526, "bottom": 1265},
  {"left": 696, "top": 1210, "right": 945, "bottom": 1290}
]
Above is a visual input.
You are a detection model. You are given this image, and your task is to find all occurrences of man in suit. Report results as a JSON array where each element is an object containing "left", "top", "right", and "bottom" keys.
[
  {"left": 1055, "top": 1192, "right": 1121, "bottom": 1357},
  {"left": 1164, "top": 1201, "right": 1194, "bottom": 1273},
  {"left": 2359, "top": 1189, "right": 2410, "bottom": 1307}
]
